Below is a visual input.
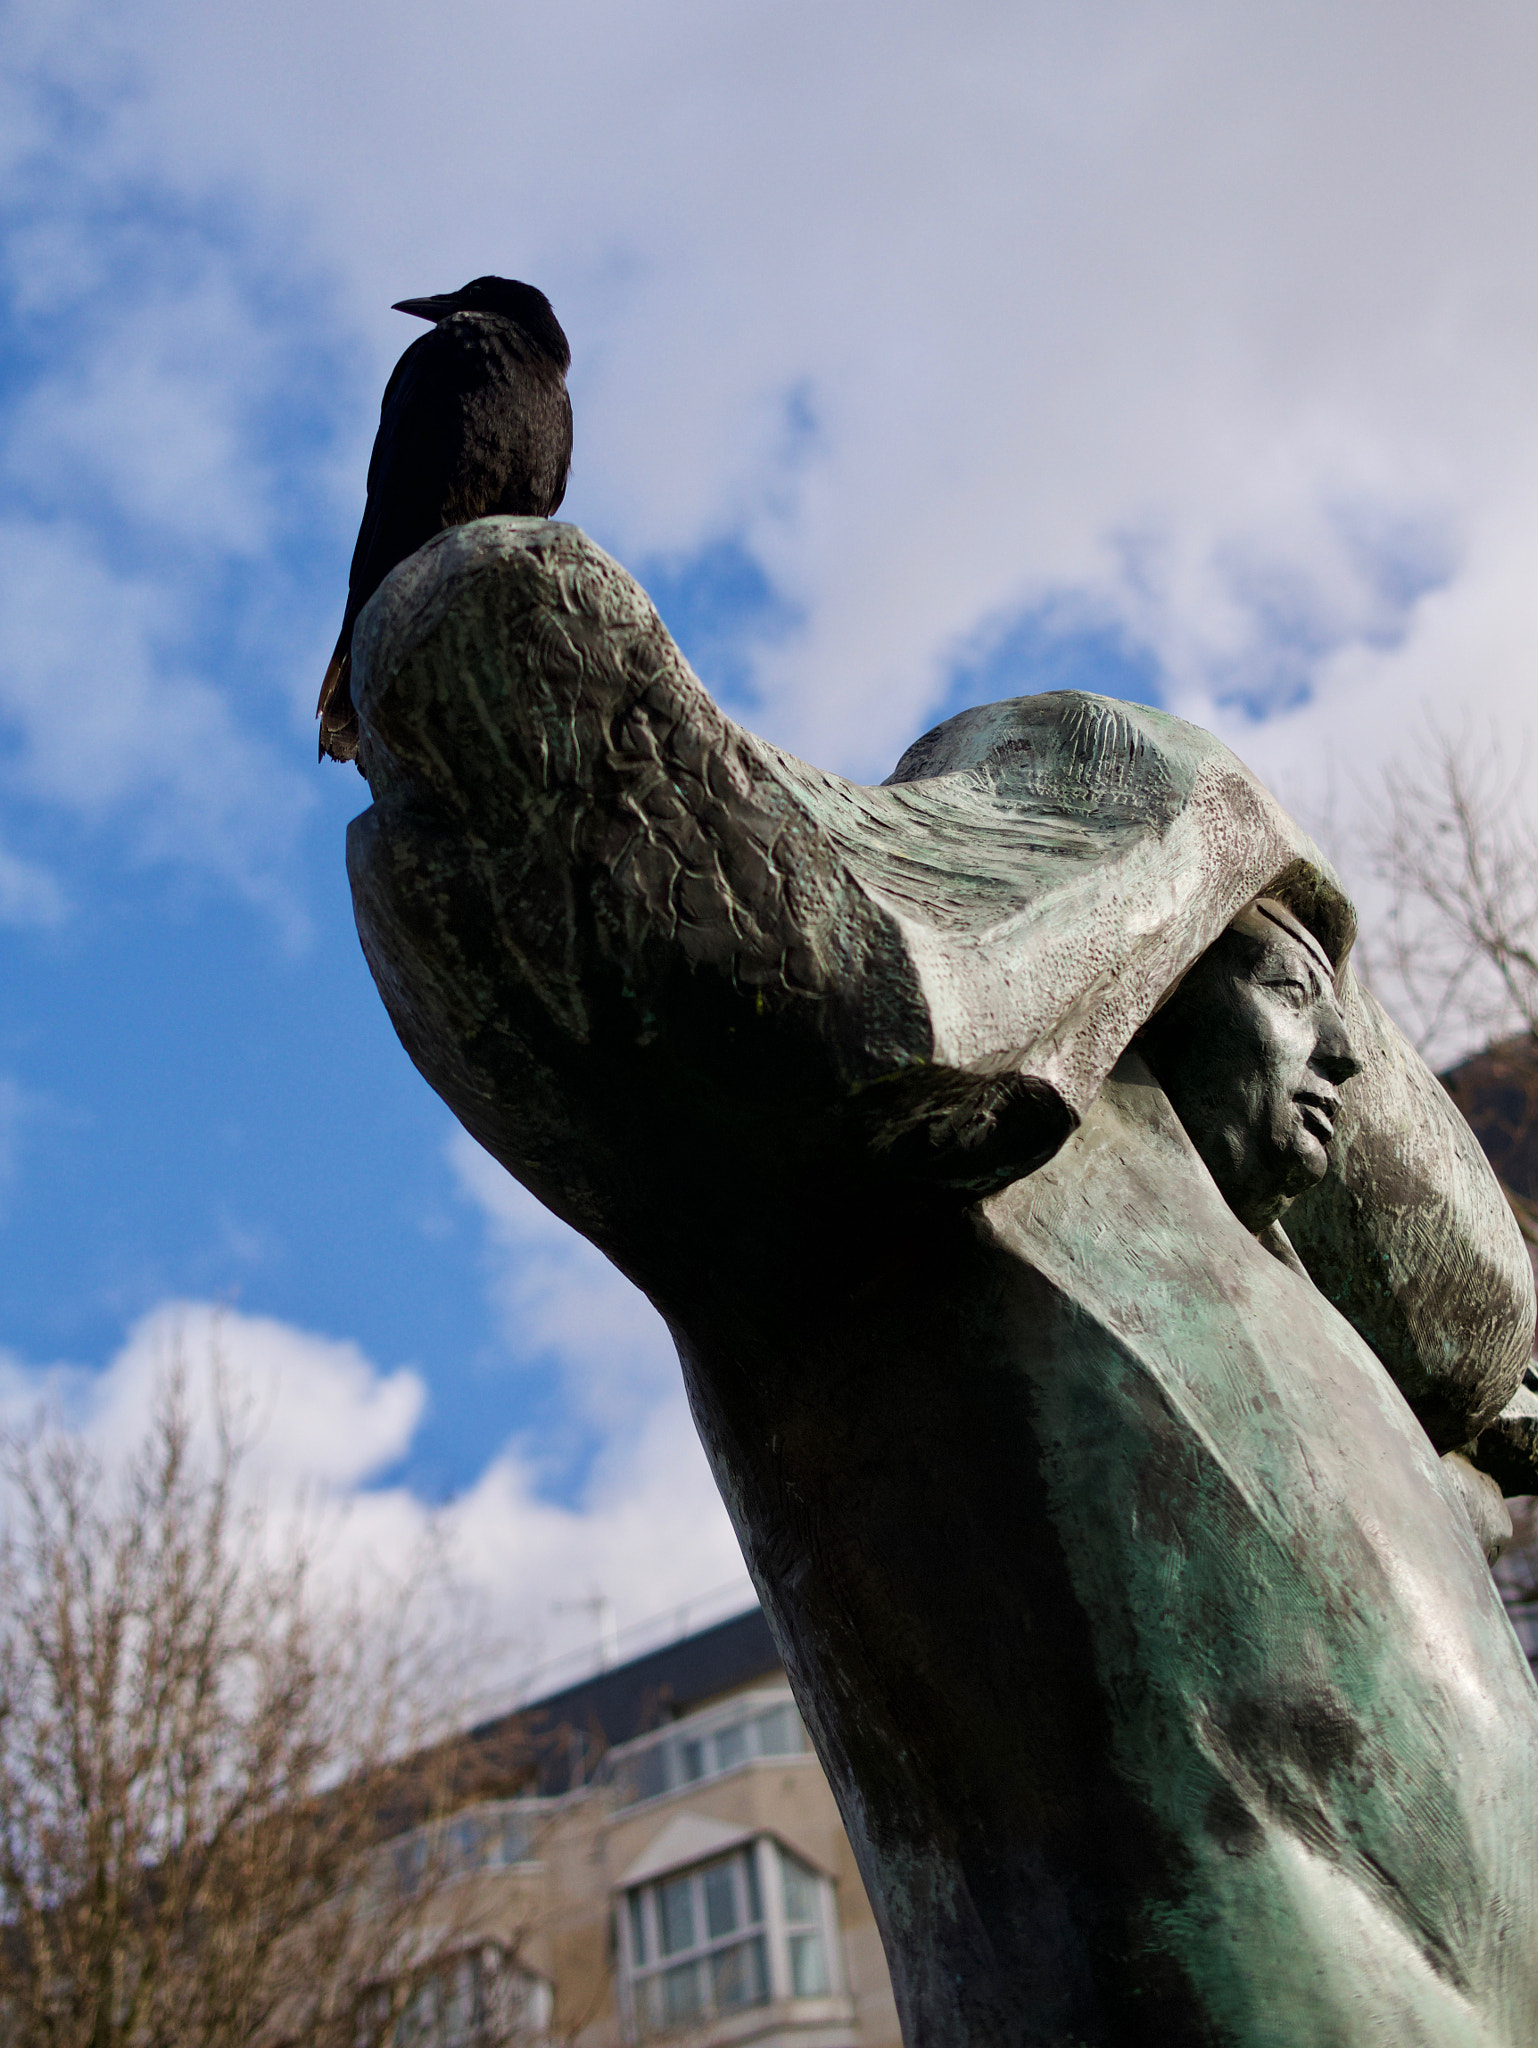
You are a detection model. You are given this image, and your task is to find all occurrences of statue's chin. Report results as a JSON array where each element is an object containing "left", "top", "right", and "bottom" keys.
[
  {"left": 1289, "top": 1131, "right": 1332, "bottom": 1191},
  {"left": 1215, "top": 1153, "right": 1327, "bottom": 1237},
  {"left": 1262, "top": 1115, "right": 1331, "bottom": 1204}
]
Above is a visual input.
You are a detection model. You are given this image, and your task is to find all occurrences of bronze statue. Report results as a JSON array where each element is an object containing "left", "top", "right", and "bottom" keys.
[{"left": 341, "top": 514, "right": 1538, "bottom": 2046}]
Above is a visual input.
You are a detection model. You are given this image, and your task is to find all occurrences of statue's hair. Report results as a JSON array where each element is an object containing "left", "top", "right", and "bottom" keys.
[
  {"left": 1150, "top": 894, "right": 1338, "bottom": 1017},
  {"left": 1232, "top": 896, "right": 1338, "bottom": 984}
]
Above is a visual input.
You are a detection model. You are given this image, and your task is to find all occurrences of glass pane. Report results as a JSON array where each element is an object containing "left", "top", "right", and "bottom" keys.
[
  {"left": 702, "top": 1858, "right": 738, "bottom": 1938},
  {"left": 658, "top": 1876, "right": 696, "bottom": 1956},
  {"left": 742, "top": 1844, "right": 762, "bottom": 1923},
  {"left": 636, "top": 1974, "right": 664, "bottom": 2038},
  {"left": 393, "top": 1833, "right": 426, "bottom": 1895},
  {"left": 712, "top": 1935, "right": 769, "bottom": 2010},
  {"left": 677, "top": 1737, "right": 706, "bottom": 1784},
  {"left": 496, "top": 1814, "right": 530, "bottom": 1868},
  {"left": 619, "top": 1746, "right": 668, "bottom": 1805},
  {"left": 397, "top": 1979, "right": 438, "bottom": 2047},
  {"left": 522, "top": 1977, "right": 554, "bottom": 2035},
  {"left": 781, "top": 1847, "right": 820, "bottom": 1925},
  {"left": 713, "top": 1721, "right": 746, "bottom": 1771},
  {"left": 663, "top": 1961, "right": 703, "bottom": 2027},
  {"left": 790, "top": 1931, "right": 829, "bottom": 1997},
  {"left": 752, "top": 1704, "right": 801, "bottom": 1755},
  {"left": 628, "top": 1891, "right": 648, "bottom": 1966},
  {"left": 444, "top": 1956, "right": 476, "bottom": 2036}
]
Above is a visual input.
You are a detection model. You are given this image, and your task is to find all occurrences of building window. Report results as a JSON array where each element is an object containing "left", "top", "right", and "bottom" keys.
[
  {"left": 377, "top": 1946, "right": 552, "bottom": 2047},
  {"left": 621, "top": 1840, "right": 839, "bottom": 2038},
  {"left": 625, "top": 1847, "right": 768, "bottom": 2035},
  {"left": 390, "top": 1800, "right": 545, "bottom": 1895},
  {"left": 608, "top": 1691, "right": 808, "bottom": 1808},
  {"left": 780, "top": 1848, "right": 830, "bottom": 1996}
]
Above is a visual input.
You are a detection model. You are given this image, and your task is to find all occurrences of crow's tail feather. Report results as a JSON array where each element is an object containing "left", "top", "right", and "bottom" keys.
[{"left": 316, "top": 639, "right": 363, "bottom": 771}]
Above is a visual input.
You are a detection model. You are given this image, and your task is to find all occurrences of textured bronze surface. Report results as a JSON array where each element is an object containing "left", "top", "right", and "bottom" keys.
[{"left": 345, "top": 515, "right": 1538, "bottom": 2046}]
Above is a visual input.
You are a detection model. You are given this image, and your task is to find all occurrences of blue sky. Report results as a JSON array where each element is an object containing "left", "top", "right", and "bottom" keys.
[{"left": 3, "top": 0, "right": 1538, "bottom": 1685}]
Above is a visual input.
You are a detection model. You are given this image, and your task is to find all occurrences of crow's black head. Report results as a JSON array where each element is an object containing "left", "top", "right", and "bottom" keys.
[{"left": 393, "top": 276, "right": 570, "bottom": 371}]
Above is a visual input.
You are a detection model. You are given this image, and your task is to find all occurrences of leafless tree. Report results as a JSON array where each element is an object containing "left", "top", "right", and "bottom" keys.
[
  {"left": 0, "top": 1360, "right": 547, "bottom": 2048},
  {"left": 1370, "top": 724, "right": 1538, "bottom": 1062},
  {"left": 1367, "top": 723, "right": 1538, "bottom": 1638}
]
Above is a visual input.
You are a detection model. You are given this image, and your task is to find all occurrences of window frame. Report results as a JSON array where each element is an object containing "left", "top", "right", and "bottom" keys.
[
  {"left": 606, "top": 1688, "right": 811, "bottom": 1810},
  {"left": 380, "top": 1945, "right": 552, "bottom": 2048},
  {"left": 387, "top": 1796, "right": 553, "bottom": 1896},
  {"left": 622, "top": 1845, "right": 768, "bottom": 2036},
  {"left": 618, "top": 1837, "right": 842, "bottom": 2040},
  {"left": 776, "top": 1842, "right": 837, "bottom": 2000}
]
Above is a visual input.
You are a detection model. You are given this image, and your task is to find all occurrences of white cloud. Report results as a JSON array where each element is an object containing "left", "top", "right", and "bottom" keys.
[
  {"left": 0, "top": 1300, "right": 425, "bottom": 1487},
  {"left": 10, "top": 289, "right": 269, "bottom": 559},
  {"left": 2, "top": 0, "right": 1530, "bottom": 793},
  {"left": 0, "top": 1261, "right": 747, "bottom": 1707},
  {"left": 5, "top": 1, "right": 1538, "bottom": 896},
  {"left": 441, "top": 1130, "right": 749, "bottom": 1681},
  {"left": 0, "top": 518, "right": 316, "bottom": 920},
  {"left": 447, "top": 1128, "right": 680, "bottom": 1439},
  {"left": 6, "top": 0, "right": 1538, "bottom": 1669},
  {"left": 427, "top": 1400, "right": 750, "bottom": 1701},
  {"left": 0, "top": 62, "right": 351, "bottom": 917}
]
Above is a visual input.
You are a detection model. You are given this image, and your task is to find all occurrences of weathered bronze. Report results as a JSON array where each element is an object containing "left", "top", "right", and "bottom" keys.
[{"left": 344, "top": 515, "right": 1538, "bottom": 2046}]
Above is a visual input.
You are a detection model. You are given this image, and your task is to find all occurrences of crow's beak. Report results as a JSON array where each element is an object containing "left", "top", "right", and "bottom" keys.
[{"left": 392, "top": 294, "right": 459, "bottom": 322}]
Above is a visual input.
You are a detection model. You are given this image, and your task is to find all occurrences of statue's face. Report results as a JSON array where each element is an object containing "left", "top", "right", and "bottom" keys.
[{"left": 1140, "top": 915, "right": 1361, "bottom": 1234}]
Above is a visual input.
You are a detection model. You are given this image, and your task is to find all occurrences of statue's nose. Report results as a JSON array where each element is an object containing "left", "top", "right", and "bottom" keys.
[{"left": 1313, "top": 1008, "right": 1361, "bottom": 1086}]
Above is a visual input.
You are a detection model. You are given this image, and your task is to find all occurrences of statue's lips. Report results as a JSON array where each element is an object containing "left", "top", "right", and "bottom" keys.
[{"left": 1295, "top": 1089, "right": 1339, "bottom": 1146}]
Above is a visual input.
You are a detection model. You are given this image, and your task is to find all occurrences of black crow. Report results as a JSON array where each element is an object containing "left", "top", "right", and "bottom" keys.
[{"left": 317, "top": 276, "right": 572, "bottom": 767}]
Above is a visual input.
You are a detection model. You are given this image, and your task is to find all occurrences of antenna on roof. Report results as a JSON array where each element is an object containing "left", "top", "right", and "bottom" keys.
[{"left": 552, "top": 1592, "right": 620, "bottom": 1672}]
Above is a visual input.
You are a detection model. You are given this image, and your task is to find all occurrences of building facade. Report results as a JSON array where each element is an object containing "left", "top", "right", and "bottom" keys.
[{"left": 384, "top": 1611, "right": 901, "bottom": 2048}]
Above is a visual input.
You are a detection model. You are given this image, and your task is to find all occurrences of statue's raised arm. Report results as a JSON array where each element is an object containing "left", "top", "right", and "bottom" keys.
[{"left": 347, "top": 514, "right": 1538, "bottom": 2048}]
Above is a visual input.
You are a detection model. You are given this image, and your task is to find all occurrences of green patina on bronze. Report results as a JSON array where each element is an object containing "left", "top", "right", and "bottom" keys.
[{"left": 343, "top": 515, "right": 1538, "bottom": 2046}]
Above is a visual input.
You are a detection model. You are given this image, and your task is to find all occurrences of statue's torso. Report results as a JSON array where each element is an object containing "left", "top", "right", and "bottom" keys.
[{"left": 671, "top": 1057, "right": 1538, "bottom": 2047}]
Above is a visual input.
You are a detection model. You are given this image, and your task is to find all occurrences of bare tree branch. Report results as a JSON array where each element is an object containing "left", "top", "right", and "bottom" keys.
[
  {"left": 0, "top": 1354, "right": 546, "bottom": 2048},
  {"left": 1371, "top": 723, "right": 1538, "bottom": 1060}
]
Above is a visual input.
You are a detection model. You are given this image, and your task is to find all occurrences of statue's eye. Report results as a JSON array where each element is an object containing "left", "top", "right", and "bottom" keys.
[{"left": 1261, "top": 976, "right": 1310, "bottom": 1005}]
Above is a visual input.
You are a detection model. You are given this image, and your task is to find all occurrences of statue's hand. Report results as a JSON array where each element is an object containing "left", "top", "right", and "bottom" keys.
[
  {"left": 1464, "top": 1365, "right": 1538, "bottom": 1505},
  {"left": 1441, "top": 1449, "right": 1514, "bottom": 1564}
]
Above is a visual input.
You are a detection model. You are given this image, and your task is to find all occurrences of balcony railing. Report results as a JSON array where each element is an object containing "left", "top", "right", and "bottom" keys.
[{"left": 603, "top": 1689, "right": 809, "bottom": 1809}]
